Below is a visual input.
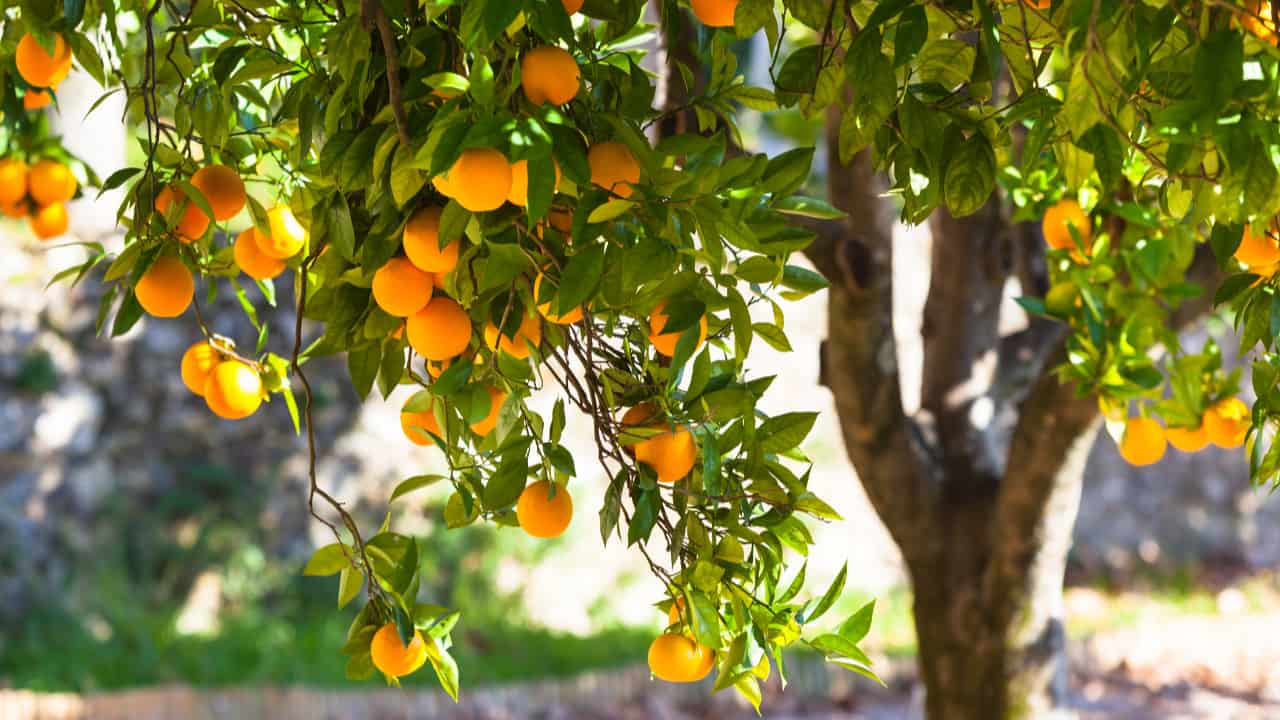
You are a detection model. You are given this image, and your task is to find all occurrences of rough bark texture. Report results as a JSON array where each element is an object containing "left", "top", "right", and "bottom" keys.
[{"left": 806, "top": 105, "right": 1223, "bottom": 719}]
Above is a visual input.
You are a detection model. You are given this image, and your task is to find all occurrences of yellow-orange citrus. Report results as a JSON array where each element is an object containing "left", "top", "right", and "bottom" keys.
[
  {"left": 448, "top": 148, "right": 512, "bottom": 212},
  {"left": 407, "top": 297, "right": 472, "bottom": 361},
  {"left": 181, "top": 342, "right": 223, "bottom": 397},
  {"left": 588, "top": 141, "right": 641, "bottom": 198},
  {"left": 649, "top": 301, "right": 707, "bottom": 357},
  {"left": 1236, "top": 223, "right": 1280, "bottom": 269},
  {"left": 203, "top": 360, "right": 264, "bottom": 420},
  {"left": 470, "top": 386, "right": 508, "bottom": 436},
  {"left": 426, "top": 356, "right": 453, "bottom": 379},
  {"left": 647, "top": 633, "right": 714, "bottom": 683},
  {"left": 507, "top": 159, "right": 562, "bottom": 207},
  {"left": 1204, "top": 398, "right": 1250, "bottom": 449},
  {"left": 534, "top": 273, "right": 583, "bottom": 324},
  {"left": 370, "top": 623, "right": 428, "bottom": 679},
  {"left": 0, "top": 158, "right": 28, "bottom": 207},
  {"left": 403, "top": 206, "right": 460, "bottom": 273},
  {"left": 1042, "top": 199, "right": 1091, "bottom": 257},
  {"left": 257, "top": 205, "right": 307, "bottom": 259},
  {"left": 520, "top": 46, "right": 581, "bottom": 106},
  {"left": 23, "top": 90, "right": 52, "bottom": 110},
  {"left": 400, "top": 396, "right": 441, "bottom": 446},
  {"left": 484, "top": 314, "right": 542, "bottom": 359},
  {"left": 1118, "top": 417, "right": 1166, "bottom": 466},
  {"left": 562, "top": 0, "right": 584, "bottom": 13},
  {"left": 373, "top": 257, "right": 434, "bottom": 317},
  {"left": 516, "top": 480, "right": 573, "bottom": 538},
  {"left": 233, "top": 227, "right": 285, "bottom": 281},
  {"left": 2, "top": 202, "right": 30, "bottom": 219},
  {"left": 635, "top": 424, "right": 698, "bottom": 483},
  {"left": 15, "top": 33, "right": 73, "bottom": 88},
  {"left": 29, "top": 202, "right": 68, "bottom": 240},
  {"left": 135, "top": 256, "right": 194, "bottom": 318},
  {"left": 691, "top": 0, "right": 739, "bottom": 27},
  {"left": 1243, "top": 0, "right": 1277, "bottom": 41},
  {"left": 191, "top": 164, "right": 247, "bottom": 221},
  {"left": 28, "top": 159, "right": 77, "bottom": 206},
  {"left": 432, "top": 172, "right": 457, "bottom": 198},
  {"left": 154, "top": 185, "right": 211, "bottom": 243},
  {"left": 1166, "top": 424, "right": 1210, "bottom": 453}
]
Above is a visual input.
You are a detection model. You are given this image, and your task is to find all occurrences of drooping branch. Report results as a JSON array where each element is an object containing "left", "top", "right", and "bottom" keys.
[{"left": 361, "top": 0, "right": 412, "bottom": 148}]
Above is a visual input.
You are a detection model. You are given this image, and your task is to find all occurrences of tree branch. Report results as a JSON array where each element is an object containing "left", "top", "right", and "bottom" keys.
[{"left": 362, "top": 0, "right": 412, "bottom": 148}]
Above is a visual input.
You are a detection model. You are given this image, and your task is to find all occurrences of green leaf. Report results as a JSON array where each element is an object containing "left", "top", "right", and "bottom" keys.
[
  {"left": 752, "top": 322, "right": 793, "bottom": 352},
  {"left": 303, "top": 544, "right": 349, "bottom": 576},
  {"left": 774, "top": 195, "right": 845, "bottom": 219},
  {"left": 555, "top": 243, "right": 606, "bottom": 315},
  {"left": 837, "top": 600, "right": 875, "bottom": 643},
  {"left": 484, "top": 454, "right": 529, "bottom": 510},
  {"left": 804, "top": 562, "right": 846, "bottom": 624},
  {"left": 390, "top": 474, "right": 447, "bottom": 502},
  {"left": 916, "top": 39, "right": 975, "bottom": 88},
  {"left": 757, "top": 412, "right": 818, "bottom": 453},
  {"left": 347, "top": 343, "right": 381, "bottom": 399},
  {"left": 943, "top": 134, "right": 995, "bottom": 217},
  {"left": 424, "top": 640, "right": 460, "bottom": 702},
  {"left": 337, "top": 566, "right": 362, "bottom": 609}
]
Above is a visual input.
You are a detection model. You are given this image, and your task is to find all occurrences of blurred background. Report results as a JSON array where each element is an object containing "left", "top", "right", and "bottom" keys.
[{"left": 5, "top": 37, "right": 1280, "bottom": 720}]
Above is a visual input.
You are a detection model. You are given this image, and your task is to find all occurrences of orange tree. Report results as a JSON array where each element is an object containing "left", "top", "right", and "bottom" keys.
[{"left": 4, "top": 0, "right": 875, "bottom": 708}]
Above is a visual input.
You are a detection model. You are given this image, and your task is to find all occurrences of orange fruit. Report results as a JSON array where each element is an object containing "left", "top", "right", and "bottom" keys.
[
  {"left": 400, "top": 395, "right": 441, "bottom": 446},
  {"left": 521, "top": 46, "right": 581, "bottom": 107},
  {"left": 562, "top": 0, "right": 584, "bottom": 13},
  {"left": 620, "top": 402, "right": 660, "bottom": 456},
  {"left": 588, "top": 141, "right": 641, "bottom": 198},
  {"left": 407, "top": 297, "right": 472, "bottom": 361},
  {"left": 29, "top": 202, "right": 68, "bottom": 240},
  {"left": 23, "top": 90, "right": 52, "bottom": 110},
  {"left": 203, "top": 360, "right": 264, "bottom": 420},
  {"left": 1041, "top": 199, "right": 1091, "bottom": 258},
  {"left": 154, "top": 185, "right": 210, "bottom": 242},
  {"left": 135, "top": 256, "right": 194, "bottom": 318},
  {"left": 191, "top": 164, "right": 247, "bottom": 221},
  {"left": 469, "top": 386, "right": 507, "bottom": 436},
  {"left": 448, "top": 148, "right": 512, "bottom": 213},
  {"left": 516, "top": 480, "right": 573, "bottom": 538},
  {"left": 0, "top": 158, "right": 28, "bottom": 206},
  {"left": 649, "top": 300, "right": 707, "bottom": 357},
  {"left": 691, "top": 0, "right": 739, "bottom": 26},
  {"left": 432, "top": 172, "right": 457, "bottom": 198},
  {"left": 635, "top": 424, "right": 698, "bottom": 483},
  {"left": 15, "top": 33, "right": 73, "bottom": 88},
  {"left": 1165, "top": 424, "right": 1209, "bottom": 453},
  {"left": 1243, "top": 0, "right": 1277, "bottom": 41},
  {"left": 426, "top": 357, "right": 453, "bottom": 379},
  {"left": 484, "top": 314, "right": 542, "bottom": 359},
  {"left": 28, "top": 159, "right": 77, "bottom": 206},
  {"left": 257, "top": 205, "right": 307, "bottom": 259},
  {"left": 402, "top": 206, "right": 460, "bottom": 273},
  {"left": 534, "top": 273, "right": 583, "bottom": 324},
  {"left": 1118, "top": 417, "right": 1166, "bottom": 466},
  {"left": 1236, "top": 223, "right": 1280, "bottom": 269},
  {"left": 3, "top": 202, "right": 30, "bottom": 219},
  {"left": 507, "top": 159, "right": 562, "bottom": 206},
  {"left": 647, "top": 633, "right": 714, "bottom": 683},
  {"left": 181, "top": 342, "right": 223, "bottom": 397},
  {"left": 234, "top": 227, "right": 286, "bottom": 281},
  {"left": 370, "top": 623, "right": 428, "bottom": 679},
  {"left": 373, "top": 257, "right": 434, "bottom": 317},
  {"left": 1204, "top": 398, "right": 1250, "bottom": 449}
]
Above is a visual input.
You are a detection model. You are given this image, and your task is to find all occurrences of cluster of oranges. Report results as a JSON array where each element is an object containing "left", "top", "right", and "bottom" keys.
[
  {"left": 0, "top": 156, "right": 77, "bottom": 240},
  {"left": 179, "top": 341, "right": 265, "bottom": 421},
  {"left": 14, "top": 32, "right": 74, "bottom": 110},
  {"left": 1118, "top": 398, "right": 1251, "bottom": 467}
]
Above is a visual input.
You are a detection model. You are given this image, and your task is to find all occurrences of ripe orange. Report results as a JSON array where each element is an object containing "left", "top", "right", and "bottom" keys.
[
  {"left": 649, "top": 300, "right": 707, "bottom": 357},
  {"left": 23, "top": 90, "right": 52, "bottom": 110},
  {"left": 426, "top": 357, "right": 453, "bottom": 379},
  {"left": 484, "top": 314, "right": 542, "bottom": 359},
  {"left": 407, "top": 297, "right": 472, "bottom": 360},
  {"left": 0, "top": 158, "right": 28, "bottom": 206},
  {"left": 15, "top": 33, "right": 73, "bottom": 88},
  {"left": 1041, "top": 198, "right": 1091, "bottom": 258},
  {"left": 647, "top": 633, "right": 714, "bottom": 683},
  {"left": 2, "top": 202, "right": 30, "bottom": 219},
  {"left": 1243, "top": 0, "right": 1277, "bottom": 41},
  {"left": 470, "top": 386, "right": 508, "bottom": 436},
  {"left": 635, "top": 424, "right": 698, "bottom": 483},
  {"left": 1118, "top": 417, "right": 1166, "bottom": 466},
  {"left": 257, "top": 205, "right": 307, "bottom": 259},
  {"left": 588, "top": 141, "right": 641, "bottom": 198},
  {"left": 370, "top": 623, "right": 428, "bottom": 679},
  {"left": 1204, "top": 398, "right": 1250, "bottom": 449},
  {"left": 191, "top": 164, "right": 246, "bottom": 221},
  {"left": 203, "top": 360, "right": 264, "bottom": 420},
  {"left": 29, "top": 202, "right": 68, "bottom": 240},
  {"left": 432, "top": 172, "right": 457, "bottom": 198},
  {"left": 403, "top": 206, "right": 460, "bottom": 273},
  {"left": 562, "top": 0, "right": 584, "bottom": 13},
  {"left": 373, "top": 257, "right": 434, "bottom": 317},
  {"left": 516, "top": 480, "right": 573, "bottom": 538},
  {"left": 135, "top": 256, "right": 194, "bottom": 318},
  {"left": 507, "top": 159, "right": 562, "bottom": 207},
  {"left": 448, "top": 148, "right": 512, "bottom": 212},
  {"left": 400, "top": 395, "right": 441, "bottom": 446},
  {"left": 521, "top": 46, "right": 581, "bottom": 106},
  {"left": 1236, "top": 223, "right": 1280, "bottom": 269},
  {"left": 534, "top": 273, "right": 583, "bottom": 324},
  {"left": 691, "top": 0, "right": 739, "bottom": 26},
  {"left": 181, "top": 342, "right": 223, "bottom": 397},
  {"left": 154, "top": 185, "right": 210, "bottom": 242},
  {"left": 233, "top": 227, "right": 285, "bottom": 281},
  {"left": 1165, "top": 424, "right": 1209, "bottom": 453},
  {"left": 28, "top": 159, "right": 77, "bottom": 206}
]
